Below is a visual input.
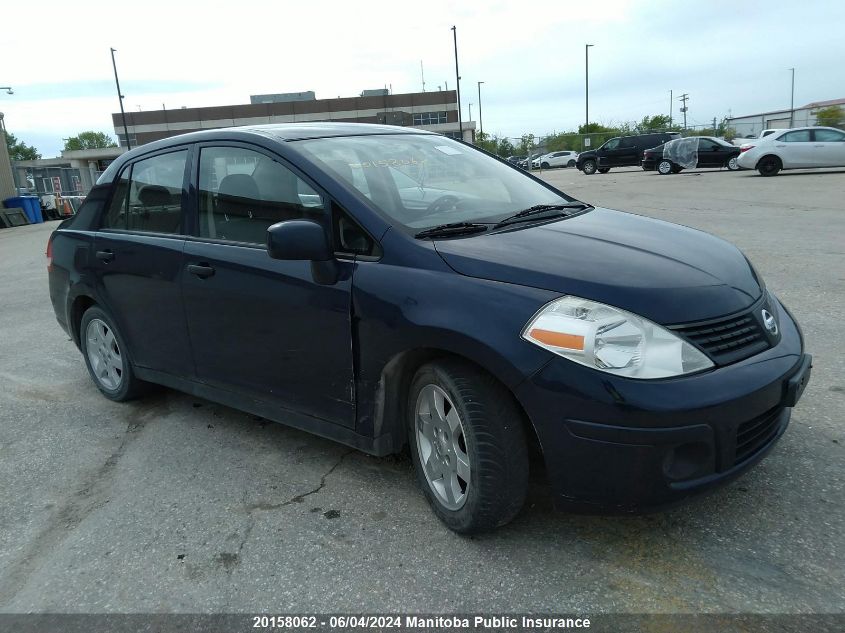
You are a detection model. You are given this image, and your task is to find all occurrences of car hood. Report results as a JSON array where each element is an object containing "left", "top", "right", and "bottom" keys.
[{"left": 433, "top": 208, "right": 762, "bottom": 324}]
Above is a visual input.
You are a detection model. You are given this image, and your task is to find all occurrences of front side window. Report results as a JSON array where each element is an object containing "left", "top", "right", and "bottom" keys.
[
  {"left": 103, "top": 149, "right": 187, "bottom": 233},
  {"left": 296, "top": 134, "right": 572, "bottom": 232},
  {"left": 780, "top": 130, "right": 811, "bottom": 142},
  {"left": 814, "top": 129, "right": 845, "bottom": 142},
  {"left": 603, "top": 138, "right": 620, "bottom": 150},
  {"left": 198, "top": 146, "right": 324, "bottom": 244}
]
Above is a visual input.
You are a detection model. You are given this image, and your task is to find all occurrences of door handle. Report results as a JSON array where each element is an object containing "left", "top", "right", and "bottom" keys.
[
  {"left": 187, "top": 263, "right": 215, "bottom": 279},
  {"left": 96, "top": 249, "right": 115, "bottom": 262}
]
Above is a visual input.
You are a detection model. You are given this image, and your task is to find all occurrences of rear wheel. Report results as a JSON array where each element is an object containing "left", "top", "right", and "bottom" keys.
[
  {"left": 80, "top": 306, "right": 148, "bottom": 402},
  {"left": 727, "top": 156, "right": 740, "bottom": 171},
  {"left": 582, "top": 159, "right": 597, "bottom": 175},
  {"left": 408, "top": 360, "right": 529, "bottom": 533},
  {"left": 757, "top": 155, "right": 782, "bottom": 177},
  {"left": 567, "top": 160, "right": 576, "bottom": 168},
  {"left": 658, "top": 159, "right": 674, "bottom": 175}
]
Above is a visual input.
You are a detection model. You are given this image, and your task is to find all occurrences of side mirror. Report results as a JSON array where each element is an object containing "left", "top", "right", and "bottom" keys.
[{"left": 267, "top": 220, "right": 332, "bottom": 261}]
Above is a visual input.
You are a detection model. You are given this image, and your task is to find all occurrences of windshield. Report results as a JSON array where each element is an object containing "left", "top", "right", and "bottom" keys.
[{"left": 295, "top": 134, "right": 573, "bottom": 231}]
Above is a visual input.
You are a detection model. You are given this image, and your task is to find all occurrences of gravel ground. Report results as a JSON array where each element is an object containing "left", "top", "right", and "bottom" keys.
[{"left": 0, "top": 165, "right": 842, "bottom": 618}]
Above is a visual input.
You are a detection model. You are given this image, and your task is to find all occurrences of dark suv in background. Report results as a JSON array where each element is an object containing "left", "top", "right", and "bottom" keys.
[{"left": 577, "top": 132, "right": 681, "bottom": 174}]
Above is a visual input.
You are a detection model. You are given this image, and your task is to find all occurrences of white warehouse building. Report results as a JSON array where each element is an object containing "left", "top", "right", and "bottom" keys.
[{"left": 726, "top": 97, "right": 844, "bottom": 138}]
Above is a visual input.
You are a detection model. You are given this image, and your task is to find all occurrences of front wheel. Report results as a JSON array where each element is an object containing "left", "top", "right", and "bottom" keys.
[
  {"left": 582, "top": 159, "right": 597, "bottom": 175},
  {"left": 80, "top": 306, "right": 148, "bottom": 402},
  {"left": 727, "top": 156, "right": 740, "bottom": 171},
  {"left": 408, "top": 360, "right": 529, "bottom": 534},
  {"left": 541, "top": 162, "right": 550, "bottom": 169},
  {"left": 657, "top": 159, "right": 674, "bottom": 175}
]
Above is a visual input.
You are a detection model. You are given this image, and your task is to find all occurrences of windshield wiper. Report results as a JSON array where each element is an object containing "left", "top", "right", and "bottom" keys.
[
  {"left": 415, "top": 222, "right": 489, "bottom": 239},
  {"left": 494, "top": 202, "right": 591, "bottom": 228}
]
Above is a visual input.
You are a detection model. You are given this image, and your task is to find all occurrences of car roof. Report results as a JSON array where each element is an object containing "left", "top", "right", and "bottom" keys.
[{"left": 97, "top": 123, "right": 439, "bottom": 184}]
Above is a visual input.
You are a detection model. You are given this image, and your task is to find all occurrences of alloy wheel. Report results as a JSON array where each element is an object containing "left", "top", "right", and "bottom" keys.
[
  {"left": 658, "top": 160, "right": 673, "bottom": 175},
  {"left": 86, "top": 318, "right": 123, "bottom": 390},
  {"left": 415, "top": 384, "right": 471, "bottom": 510},
  {"left": 728, "top": 156, "right": 739, "bottom": 170}
]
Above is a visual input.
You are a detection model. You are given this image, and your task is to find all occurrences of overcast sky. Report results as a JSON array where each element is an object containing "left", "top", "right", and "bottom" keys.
[{"left": 2, "top": 0, "right": 843, "bottom": 156}]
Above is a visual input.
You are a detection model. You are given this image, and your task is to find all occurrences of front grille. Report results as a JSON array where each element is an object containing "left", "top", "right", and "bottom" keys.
[
  {"left": 734, "top": 407, "right": 784, "bottom": 465},
  {"left": 669, "top": 309, "right": 770, "bottom": 365}
]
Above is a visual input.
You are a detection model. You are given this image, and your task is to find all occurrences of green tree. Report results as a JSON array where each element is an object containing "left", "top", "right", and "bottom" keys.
[
  {"left": 636, "top": 114, "right": 674, "bottom": 133},
  {"left": 63, "top": 131, "right": 118, "bottom": 151},
  {"left": 814, "top": 105, "right": 844, "bottom": 129},
  {"left": 496, "top": 137, "right": 516, "bottom": 157},
  {"left": 4, "top": 131, "right": 41, "bottom": 161},
  {"left": 516, "top": 133, "right": 536, "bottom": 155}
]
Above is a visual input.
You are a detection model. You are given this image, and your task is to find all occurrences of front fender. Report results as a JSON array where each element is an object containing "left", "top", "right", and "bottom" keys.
[{"left": 351, "top": 255, "right": 557, "bottom": 445}]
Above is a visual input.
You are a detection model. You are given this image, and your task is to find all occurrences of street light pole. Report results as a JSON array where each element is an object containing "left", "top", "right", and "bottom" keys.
[
  {"left": 585, "top": 44, "right": 593, "bottom": 151},
  {"left": 789, "top": 68, "right": 795, "bottom": 127},
  {"left": 477, "top": 81, "right": 484, "bottom": 137},
  {"left": 110, "top": 48, "right": 131, "bottom": 150},
  {"left": 451, "top": 26, "right": 463, "bottom": 139}
]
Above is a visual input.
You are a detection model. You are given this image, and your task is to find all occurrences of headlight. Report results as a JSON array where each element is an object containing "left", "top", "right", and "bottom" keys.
[{"left": 522, "top": 296, "right": 714, "bottom": 379}]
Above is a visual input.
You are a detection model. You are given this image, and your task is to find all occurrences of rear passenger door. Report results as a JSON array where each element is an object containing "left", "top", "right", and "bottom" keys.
[
  {"left": 774, "top": 130, "right": 814, "bottom": 167},
  {"left": 94, "top": 147, "right": 194, "bottom": 377},
  {"left": 181, "top": 143, "right": 356, "bottom": 427}
]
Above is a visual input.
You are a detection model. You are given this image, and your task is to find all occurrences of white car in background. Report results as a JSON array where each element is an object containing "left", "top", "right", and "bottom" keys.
[
  {"left": 737, "top": 126, "right": 845, "bottom": 176},
  {"left": 531, "top": 150, "right": 579, "bottom": 169}
]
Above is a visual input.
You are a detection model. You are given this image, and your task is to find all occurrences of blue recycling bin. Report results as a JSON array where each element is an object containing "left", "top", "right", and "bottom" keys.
[{"left": 3, "top": 196, "right": 43, "bottom": 224}]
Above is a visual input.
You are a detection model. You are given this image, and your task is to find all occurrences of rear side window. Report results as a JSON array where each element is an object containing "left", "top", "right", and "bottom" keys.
[
  {"left": 197, "top": 146, "right": 324, "bottom": 244},
  {"left": 780, "top": 130, "right": 811, "bottom": 142},
  {"left": 102, "top": 150, "right": 188, "bottom": 233}
]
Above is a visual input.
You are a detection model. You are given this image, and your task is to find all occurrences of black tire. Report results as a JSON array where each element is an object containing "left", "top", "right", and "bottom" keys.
[
  {"left": 598, "top": 168, "right": 610, "bottom": 174},
  {"left": 567, "top": 160, "right": 576, "bottom": 168},
  {"left": 582, "top": 159, "right": 597, "bottom": 175},
  {"left": 407, "top": 359, "right": 529, "bottom": 534},
  {"left": 657, "top": 159, "right": 674, "bottom": 175},
  {"left": 541, "top": 162, "right": 550, "bottom": 169},
  {"left": 79, "top": 306, "right": 148, "bottom": 402},
  {"left": 757, "top": 155, "right": 782, "bottom": 177}
]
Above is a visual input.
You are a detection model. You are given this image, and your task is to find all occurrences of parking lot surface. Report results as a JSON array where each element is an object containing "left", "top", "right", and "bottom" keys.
[{"left": 0, "top": 166, "right": 843, "bottom": 614}]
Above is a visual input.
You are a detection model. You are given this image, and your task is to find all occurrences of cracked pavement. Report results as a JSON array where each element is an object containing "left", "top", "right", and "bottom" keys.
[{"left": 0, "top": 167, "right": 843, "bottom": 614}]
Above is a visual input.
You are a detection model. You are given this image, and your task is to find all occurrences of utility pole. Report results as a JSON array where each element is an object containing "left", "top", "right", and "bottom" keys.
[
  {"left": 477, "top": 81, "right": 484, "bottom": 137},
  {"left": 468, "top": 102, "right": 473, "bottom": 124},
  {"left": 420, "top": 61, "right": 425, "bottom": 92},
  {"left": 110, "top": 48, "right": 131, "bottom": 150},
  {"left": 789, "top": 68, "right": 795, "bottom": 127},
  {"left": 713, "top": 116, "right": 717, "bottom": 134},
  {"left": 451, "top": 26, "right": 463, "bottom": 138},
  {"left": 678, "top": 93, "right": 689, "bottom": 131}
]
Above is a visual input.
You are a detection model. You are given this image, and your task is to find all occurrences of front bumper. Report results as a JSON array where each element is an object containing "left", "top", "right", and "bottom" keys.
[{"left": 514, "top": 297, "right": 810, "bottom": 512}]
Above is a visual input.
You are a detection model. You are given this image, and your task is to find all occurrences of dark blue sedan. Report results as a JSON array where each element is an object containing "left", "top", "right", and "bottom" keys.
[{"left": 47, "top": 123, "right": 811, "bottom": 533}]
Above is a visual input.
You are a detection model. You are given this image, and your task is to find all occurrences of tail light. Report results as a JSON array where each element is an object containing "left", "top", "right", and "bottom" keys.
[
  {"left": 46, "top": 235, "right": 54, "bottom": 272},
  {"left": 740, "top": 145, "right": 754, "bottom": 153}
]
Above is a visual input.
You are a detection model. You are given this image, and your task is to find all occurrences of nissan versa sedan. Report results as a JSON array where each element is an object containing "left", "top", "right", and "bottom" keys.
[{"left": 48, "top": 123, "right": 811, "bottom": 533}]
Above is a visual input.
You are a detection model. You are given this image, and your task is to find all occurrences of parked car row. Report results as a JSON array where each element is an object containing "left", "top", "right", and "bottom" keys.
[{"left": 573, "top": 127, "right": 845, "bottom": 177}]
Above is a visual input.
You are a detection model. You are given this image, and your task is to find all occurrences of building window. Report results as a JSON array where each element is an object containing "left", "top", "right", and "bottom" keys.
[
  {"left": 412, "top": 111, "right": 448, "bottom": 126},
  {"left": 117, "top": 133, "right": 138, "bottom": 148}
]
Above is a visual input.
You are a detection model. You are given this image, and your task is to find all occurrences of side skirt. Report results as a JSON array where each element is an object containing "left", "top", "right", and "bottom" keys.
[{"left": 134, "top": 367, "right": 399, "bottom": 457}]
